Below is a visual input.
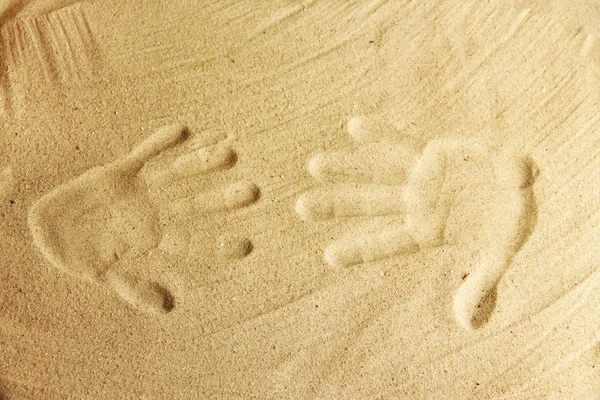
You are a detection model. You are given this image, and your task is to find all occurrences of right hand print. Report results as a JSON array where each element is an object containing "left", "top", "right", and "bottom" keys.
[{"left": 296, "top": 114, "right": 537, "bottom": 331}]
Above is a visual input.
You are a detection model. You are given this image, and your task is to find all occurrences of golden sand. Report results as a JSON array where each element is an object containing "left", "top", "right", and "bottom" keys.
[{"left": 1, "top": 1, "right": 600, "bottom": 398}]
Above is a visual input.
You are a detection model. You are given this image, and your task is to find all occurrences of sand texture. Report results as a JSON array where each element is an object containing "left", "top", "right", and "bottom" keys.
[{"left": 1, "top": 0, "right": 600, "bottom": 398}]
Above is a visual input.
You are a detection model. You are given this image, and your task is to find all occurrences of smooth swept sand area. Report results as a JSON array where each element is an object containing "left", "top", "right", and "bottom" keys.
[{"left": 1, "top": 0, "right": 600, "bottom": 398}]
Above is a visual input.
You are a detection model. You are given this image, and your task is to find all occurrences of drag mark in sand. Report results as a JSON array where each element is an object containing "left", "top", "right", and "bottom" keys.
[{"left": 0, "top": 1, "right": 100, "bottom": 115}]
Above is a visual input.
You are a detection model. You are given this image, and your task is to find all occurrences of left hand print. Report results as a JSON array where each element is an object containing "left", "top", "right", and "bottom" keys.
[{"left": 28, "top": 124, "right": 260, "bottom": 314}]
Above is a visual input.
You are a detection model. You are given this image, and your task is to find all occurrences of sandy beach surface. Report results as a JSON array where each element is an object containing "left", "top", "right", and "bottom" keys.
[{"left": 1, "top": 0, "right": 600, "bottom": 398}]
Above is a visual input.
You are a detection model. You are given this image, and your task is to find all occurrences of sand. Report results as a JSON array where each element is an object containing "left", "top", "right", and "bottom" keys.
[{"left": 1, "top": 0, "right": 600, "bottom": 398}]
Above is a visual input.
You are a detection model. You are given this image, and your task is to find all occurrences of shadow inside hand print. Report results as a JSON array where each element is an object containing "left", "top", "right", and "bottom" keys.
[
  {"left": 296, "top": 114, "right": 537, "bottom": 331},
  {"left": 28, "top": 124, "right": 260, "bottom": 314}
]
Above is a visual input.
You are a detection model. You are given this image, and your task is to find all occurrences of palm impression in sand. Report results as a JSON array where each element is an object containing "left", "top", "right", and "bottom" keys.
[
  {"left": 28, "top": 124, "right": 260, "bottom": 314},
  {"left": 296, "top": 114, "right": 537, "bottom": 331}
]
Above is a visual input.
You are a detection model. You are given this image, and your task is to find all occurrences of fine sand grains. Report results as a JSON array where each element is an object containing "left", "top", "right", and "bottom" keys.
[{"left": 1, "top": 0, "right": 600, "bottom": 399}]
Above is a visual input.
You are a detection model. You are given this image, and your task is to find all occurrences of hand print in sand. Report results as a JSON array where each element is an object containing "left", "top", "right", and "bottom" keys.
[
  {"left": 28, "top": 124, "right": 260, "bottom": 314},
  {"left": 296, "top": 114, "right": 537, "bottom": 331}
]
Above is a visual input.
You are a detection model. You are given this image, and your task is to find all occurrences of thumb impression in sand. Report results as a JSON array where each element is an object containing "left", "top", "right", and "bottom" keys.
[{"left": 453, "top": 153, "right": 538, "bottom": 330}]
